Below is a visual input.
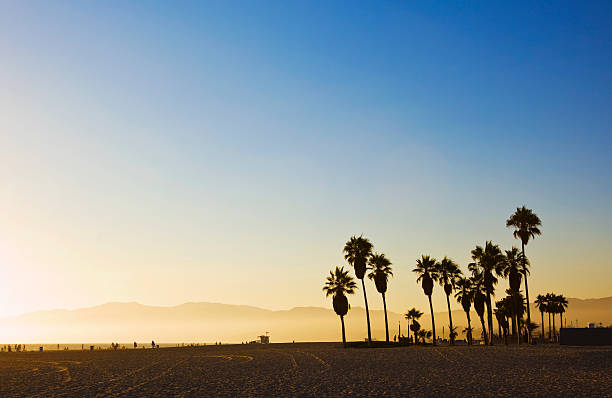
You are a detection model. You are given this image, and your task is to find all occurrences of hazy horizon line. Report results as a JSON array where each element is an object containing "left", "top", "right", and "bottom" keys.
[{"left": 5, "top": 295, "right": 611, "bottom": 320}]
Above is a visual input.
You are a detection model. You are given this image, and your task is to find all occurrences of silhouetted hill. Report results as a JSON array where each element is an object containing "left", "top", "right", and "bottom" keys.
[{"left": 1, "top": 297, "right": 610, "bottom": 343}]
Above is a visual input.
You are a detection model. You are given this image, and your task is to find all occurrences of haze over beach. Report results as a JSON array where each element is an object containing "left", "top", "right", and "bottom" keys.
[
  {"left": 1, "top": 298, "right": 611, "bottom": 344},
  {"left": 1, "top": 1, "right": 612, "bottom": 396}
]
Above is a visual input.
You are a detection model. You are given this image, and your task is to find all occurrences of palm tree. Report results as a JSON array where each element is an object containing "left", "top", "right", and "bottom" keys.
[
  {"left": 413, "top": 255, "right": 440, "bottom": 345},
  {"left": 454, "top": 277, "right": 473, "bottom": 345},
  {"left": 343, "top": 235, "right": 373, "bottom": 346},
  {"left": 368, "top": 253, "right": 393, "bottom": 342},
  {"left": 469, "top": 241, "right": 504, "bottom": 345},
  {"left": 502, "top": 247, "right": 528, "bottom": 344},
  {"left": 405, "top": 308, "right": 423, "bottom": 345},
  {"left": 471, "top": 274, "right": 488, "bottom": 345},
  {"left": 410, "top": 319, "right": 422, "bottom": 344},
  {"left": 503, "top": 289, "right": 526, "bottom": 343},
  {"left": 545, "top": 293, "right": 554, "bottom": 341},
  {"left": 507, "top": 206, "right": 542, "bottom": 342},
  {"left": 437, "top": 257, "right": 462, "bottom": 344},
  {"left": 557, "top": 294, "right": 568, "bottom": 329},
  {"left": 323, "top": 266, "right": 357, "bottom": 347},
  {"left": 535, "top": 294, "right": 547, "bottom": 342},
  {"left": 494, "top": 300, "right": 510, "bottom": 345}
]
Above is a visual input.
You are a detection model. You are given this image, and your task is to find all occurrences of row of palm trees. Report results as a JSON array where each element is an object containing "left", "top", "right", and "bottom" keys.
[
  {"left": 535, "top": 293, "right": 569, "bottom": 341},
  {"left": 324, "top": 206, "right": 552, "bottom": 347}
]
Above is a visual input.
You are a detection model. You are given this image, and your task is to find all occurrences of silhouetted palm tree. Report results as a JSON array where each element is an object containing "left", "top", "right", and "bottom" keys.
[
  {"left": 437, "top": 257, "right": 462, "bottom": 344},
  {"left": 413, "top": 255, "right": 440, "bottom": 345},
  {"left": 502, "top": 247, "right": 528, "bottom": 344},
  {"left": 502, "top": 289, "right": 526, "bottom": 343},
  {"left": 494, "top": 300, "right": 510, "bottom": 345},
  {"left": 343, "top": 235, "right": 373, "bottom": 346},
  {"left": 545, "top": 292, "right": 554, "bottom": 340},
  {"left": 410, "top": 319, "right": 422, "bottom": 344},
  {"left": 535, "top": 294, "right": 547, "bottom": 342},
  {"left": 469, "top": 241, "right": 504, "bottom": 345},
  {"left": 405, "top": 308, "right": 423, "bottom": 345},
  {"left": 323, "top": 266, "right": 357, "bottom": 347},
  {"left": 455, "top": 277, "right": 473, "bottom": 345},
  {"left": 557, "top": 294, "right": 568, "bottom": 329},
  {"left": 471, "top": 274, "right": 488, "bottom": 345},
  {"left": 507, "top": 206, "right": 542, "bottom": 342},
  {"left": 368, "top": 253, "right": 393, "bottom": 342}
]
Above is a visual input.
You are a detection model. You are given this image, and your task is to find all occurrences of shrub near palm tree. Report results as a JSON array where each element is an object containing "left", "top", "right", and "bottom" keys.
[
  {"left": 343, "top": 235, "right": 374, "bottom": 346},
  {"left": 507, "top": 206, "right": 542, "bottom": 342},
  {"left": 469, "top": 241, "right": 504, "bottom": 345},
  {"left": 455, "top": 277, "right": 474, "bottom": 345},
  {"left": 417, "top": 329, "right": 432, "bottom": 344},
  {"left": 368, "top": 253, "right": 393, "bottom": 343},
  {"left": 437, "top": 257, "right": 462, "bottom": 345},
  {"left": 502, "top": 247, "right": 528, "bottom": 344},
  {"left": 405, "top": 308, "right": 423, "bottom": 345},
  {"left": 413, "top": 255, "right": 440, "bottom": 345},
  {"left": 323, "top": 266, "right": 357, "bottom": 347}
]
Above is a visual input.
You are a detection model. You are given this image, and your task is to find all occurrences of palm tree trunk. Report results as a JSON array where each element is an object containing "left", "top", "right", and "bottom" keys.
[
  {"left": 446, "top": 294, "right": 454, "bottom": 345},
  {"left": 486, "top": 293, "right": 494, "bottom": 345},
  {"left": 361, "top": 278, "right": 372, "bottom": 346},
  {"left": 428, "top": 295, "right": 436, "bottom": 346},
  {"left": 479, "top": 315, "right": 488, "bottom": 345},
  {"left": 340, "top": 315, "right": 346, "bottom": 348},
  {"left": 540, "top": 310, "right": 545, "bottom": 342},
  {"left": 382, "top": 292, "right": 389, "bottom": 343},
  {"left": 466, "top": 311, "right": 472, "bottom": 345},
  {"left": 552, "top": 313, "right": 556, "bottom": 343},
  {"left": 560, "top": 312, "right": 563, "bottom": 331},
  {"left": 515, "top": 313, "right": 520, "bottom": 345},
  {"left": 548, "top": 312, "right": 552, "bottom": 341},
  {"left": 522, "top": 242, "right": 532, "bottom": 343}
]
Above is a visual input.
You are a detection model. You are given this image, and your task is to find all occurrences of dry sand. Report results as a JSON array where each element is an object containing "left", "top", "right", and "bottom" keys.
[{"left": 1, "top": 343, "right": 611, "bottom": 397}]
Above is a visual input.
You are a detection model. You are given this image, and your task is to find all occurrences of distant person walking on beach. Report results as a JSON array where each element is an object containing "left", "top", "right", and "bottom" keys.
[
  {"left": 134, "top": 342, "right": 137, "bottom": 349},
  {"left": 151, "top": 340, "right": 155, "bottom": 349}
]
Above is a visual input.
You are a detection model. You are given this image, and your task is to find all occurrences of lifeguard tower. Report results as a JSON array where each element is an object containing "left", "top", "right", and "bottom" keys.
[{"left": 258, "top": 332, "right": 270, "bottom": 344}]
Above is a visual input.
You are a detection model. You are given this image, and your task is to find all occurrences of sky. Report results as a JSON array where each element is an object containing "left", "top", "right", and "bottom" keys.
[{"left": 1, "top": 1, "right": 611, "bottom": 319}]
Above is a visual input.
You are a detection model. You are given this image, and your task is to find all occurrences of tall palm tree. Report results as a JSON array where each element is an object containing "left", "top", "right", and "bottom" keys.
[
  {"left": 502, "top": 247, "right": 528, "bottom": 344},
  {"left": 368, "top": 253, "right": 393, "bottom": 343},
  {"left": 535, "top": 294, "right": 547, "bottom": 342},
  {"left": 471, "top": 274, "right": 488, "bottom": 345},
  {"left": 437, "top": 257, "right": 462, "bottom": 344},
  {"left": 405, "top": 308, "right": 423, "bottom": 344},
  {"left": 469, "top": 241, "right": 504, "bottom": 345},
  {"left": 413, "top": 255, "right": 440, "bottom": 345},
  {"left": 507, "top": 206, "right": 542, "bottom": 342},
  {"left": 455, "top": 277, "right": 473, "bottom": 345},
  {"left": 343, "top": 235, "right": 373, "bottom": 346},
  {"left": 323, "top": 266, "right": 357, "bottom": 347}
]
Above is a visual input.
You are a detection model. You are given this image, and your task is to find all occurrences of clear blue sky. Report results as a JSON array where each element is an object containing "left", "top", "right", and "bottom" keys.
[{"left": 1, "top": 1, "right": 611, "bottom": 317}]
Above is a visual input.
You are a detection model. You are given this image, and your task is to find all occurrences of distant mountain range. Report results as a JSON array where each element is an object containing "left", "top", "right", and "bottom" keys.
[{"left": 2, "top": 297, "right": 611, "bottom": 344}]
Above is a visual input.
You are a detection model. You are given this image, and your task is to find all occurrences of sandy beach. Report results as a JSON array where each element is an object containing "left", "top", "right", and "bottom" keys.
[{"left": 1, "top": 343, "right": 611, "bottom": 397}]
